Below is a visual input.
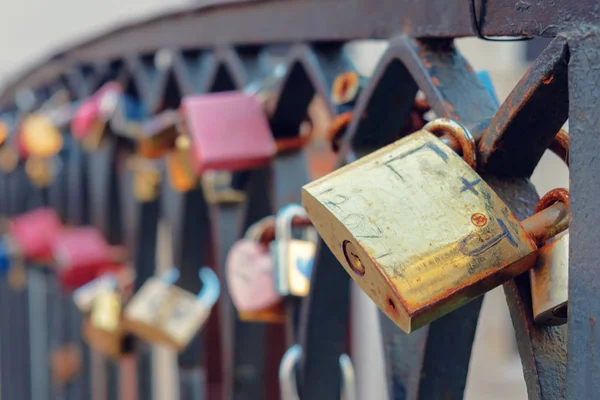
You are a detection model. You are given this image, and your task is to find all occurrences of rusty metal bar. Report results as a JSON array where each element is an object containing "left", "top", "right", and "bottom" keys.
[{"left": 566, "top": 30, "right": 600, "bottom": 400}]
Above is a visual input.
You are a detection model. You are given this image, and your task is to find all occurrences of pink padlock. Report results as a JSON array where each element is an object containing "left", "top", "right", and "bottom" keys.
[
  {"left": 226, "top": 216, "right": 281, "bottom": 313},
  {"left": 53, "top": 227, "right": 128, "bottom": 291},
  {"left": 181, "top": 92, "right": 277, "bottom": 174},
  {"left": 9, "top": 207, "right": 62, "bottom": 262},
  {"left": 71, "top": 82, "right": 122, "bottom": 140}
]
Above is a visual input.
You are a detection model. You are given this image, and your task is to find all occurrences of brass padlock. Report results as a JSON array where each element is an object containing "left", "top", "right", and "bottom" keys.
[
  {"left": 270, "top": 204, "right": 317, "bottom": 297},
  {"left": 128, "top": 156, "right": 162, "bottom": 202},
  {"left": 530, "top": 189, "right": 570, "bottom": 326},
  {"left": 73, "top": 274, "right": 118, "bottom": 314},
  {"left": 302, "top": 119, "right": 538, "bottom": 333},
  {"left": 123, "top": 267, "right": 220, "bottom": 351},
  {"left": 20, "top": 114, "right": 64, "bottom": 159},
  {"left": 91, "top": 286, "right": 122, "bottom": 333},
  {"left": 83, "top": 284, "right": 128, "bottom": 358},
  {"left": 165, "top": 134, "right": 197, "bottom": 192},
  {"left": 136, "top": 110, "right": 180, "bottom": 159}
]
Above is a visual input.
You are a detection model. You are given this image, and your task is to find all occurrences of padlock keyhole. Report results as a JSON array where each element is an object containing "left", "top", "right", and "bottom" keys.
[{"left": 343, "top": 240, "right": 365, "bottom": 276}]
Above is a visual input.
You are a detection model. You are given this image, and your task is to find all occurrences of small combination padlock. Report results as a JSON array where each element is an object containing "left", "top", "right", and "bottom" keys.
[
  {"left": 226, "top": 216, "right": 285, "bottom": 322},
  {"left": 83, "top": 279, "right": 132, "bottom": 359},
  {"left": 529, "top": 189, "right": 570, "bottom": 325},
  {"left": 303, "top": 119, "right": 549, "bottom": 333},
  {"left": 271, "top": 204, "right": 317, "bottom": 297},
  {"left": 123, "top": 267, "right": 220, "bottom": 352},
  {"left": 53, "top": 226, "right": 128, "bottom": 291}
]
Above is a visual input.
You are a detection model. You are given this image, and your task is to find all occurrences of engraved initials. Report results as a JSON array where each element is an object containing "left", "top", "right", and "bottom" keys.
[{"left": 459, "top": 218, "right": 518, "bottom": 257}]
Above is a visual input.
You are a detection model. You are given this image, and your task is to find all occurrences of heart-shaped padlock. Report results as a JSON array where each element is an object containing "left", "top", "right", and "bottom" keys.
[{"left": 226, "top": 216, "right": 281, "bottom": 313}]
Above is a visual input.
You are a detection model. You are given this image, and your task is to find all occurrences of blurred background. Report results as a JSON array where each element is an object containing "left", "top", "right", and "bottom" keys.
[{"left": 0, "top": 2, "right": 568, "bottom": 399}]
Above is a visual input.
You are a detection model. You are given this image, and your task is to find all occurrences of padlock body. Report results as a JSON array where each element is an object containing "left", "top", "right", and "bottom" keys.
[
  {"left": 82, "top": 317, "right": 125, "bottom": 359},
  {"left": 302, "top": 131, "right": 537, "bottom": 333},
  {"left": 124, "top": 279, "right": 210, "bottom": 352},
  {"left": 91, "top": 289, "right": 122, "bottom": 333},
  {"left": 530, "top": 232, "right": 568, "bottom": 325},
  {"left": 10, "top": 208, "right": 62, "bottom": 261},
  {"left": 181, "top": 92, "right": 276, "bottom": 174},
  {"left": 271, "top": 239, "right": 315, "bottom": 297},
  {"left": 54, "top": 227, "right": 116, "bottom": 289},
  {"left": 226, "top": 239, "right": 280, "bottom": 312}
]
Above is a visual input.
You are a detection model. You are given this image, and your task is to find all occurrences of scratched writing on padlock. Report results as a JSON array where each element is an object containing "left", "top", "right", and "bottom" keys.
[{"left": 303, "top": 131, "right": 534, "bottom": 322}]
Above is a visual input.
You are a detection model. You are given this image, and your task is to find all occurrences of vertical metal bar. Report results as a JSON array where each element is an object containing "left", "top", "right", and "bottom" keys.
[
  {"left": 566, "top": 30, "right": 600, "bottom": 399},
  {"left": 65, "top": 135, "right": 92, "bottom": 400},
  {"left": 119, "top": 164, "right": 159, "bottom": 400},
  {"left": 87, "top": 136, "right": 122, "bottom": 400},
  {"left": 161, "top": 184, "right": 211, "bottom": 400}
]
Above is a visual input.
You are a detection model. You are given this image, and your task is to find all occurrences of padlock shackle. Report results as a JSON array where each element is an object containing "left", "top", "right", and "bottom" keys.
[
  {"left": 521, "top": 200, "right": 569, "bottom": 246},
  {"left": 74, "top": 273, "right": 117, "bottom": 297},
  {"left": 197, "top": 267, "right": 220, "bottom": 308},
  {"left": 279, "top": 344, "right": 356, "bottom": 400},
  {"left": 274, "top": 204, "right": 311, "bottom": 243},
  {"left": 160, "top": 267, "right": 180, "bottom": 285}
]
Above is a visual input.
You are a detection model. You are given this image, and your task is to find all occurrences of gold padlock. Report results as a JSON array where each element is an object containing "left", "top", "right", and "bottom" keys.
[
  {"left": 25, "top": 156, "right": 58, "bottom": 188},
  {"left": 91, "top": 287, "right": 122, "bottom": 332},
  {"left": 302, "top": 119, "right": 538, "bottom": 333},
  {"left": 0, "top": 145, "right": 20, "bottom": 174},
  {"left": 83, "top": 286, "right": 126, "bottom": 358},
  {"left": 530, "top": 189, "right": 569, "bottom": 326},
  {"left": 20, "top": 114, "right": 63, "bottom": 159},
  {"left": 123, "top": 267, "right": 220, "bottom": 352},
  {"left": 136, "top": 110, "right": 180, "bottom": 159},
  {"left": 165, "top": 134, "right": 197, "bottom": 192},
  {"left": 128, "top": 156, "right": 162, "bottom": 202}
]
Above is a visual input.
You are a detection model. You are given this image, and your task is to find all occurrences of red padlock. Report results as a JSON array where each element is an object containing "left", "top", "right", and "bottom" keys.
[
  {"left": 8, "top": 207, "right": 62, "bottom": 262},
  {"left": 181, "top": 92, "right": 277, "bottom": 174},
  {"left": 71, "top": 82, "right": 123, "bottom": 141},
  {"left": 53, "top": 227, "right": 128, "bottom": 291}
]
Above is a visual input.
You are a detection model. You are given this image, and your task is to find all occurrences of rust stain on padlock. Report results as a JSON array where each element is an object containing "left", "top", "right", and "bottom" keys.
[{"left": 302, "top": 130, "right": 537, "bottom": 333}]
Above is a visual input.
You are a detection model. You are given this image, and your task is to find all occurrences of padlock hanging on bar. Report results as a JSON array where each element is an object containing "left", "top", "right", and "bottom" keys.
[
  {"left": 71, "top": 82, "right": 123, "bottom": 150},
  {"left": 302, "top": 118, "right": 568, "bottom": 333},
  {"left": 0, "top": 208, "right": 63, "bottom": 290},
  {"left": 529, "top": 189, "right": 570, "bottom": 326},
  {"left": 83, "top": 277, "right": 133, "bottom": 359},
  {"left": 1, "top": 207, "right": 63, "bottom": 264},
  {"left": 123, "top": 267, "right": 220, "bottom": 352},
  {"left": 53, "top": 226, "right": 129, "bottom": 291},
  {"left": 0, "top": 116, "right": 20, "bottom": 174},
  {"left": 270, "top": 204, "right": 318, "bottom": 297},
  {"left": 226, "top": 215, "right": 287, "bottom": 323}
]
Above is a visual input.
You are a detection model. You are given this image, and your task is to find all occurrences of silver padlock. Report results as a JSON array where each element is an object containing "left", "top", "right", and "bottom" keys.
[
  {"left": 279, "top": 344, "right": 356, "bottom": 400},
  {"left": 530, "top": 231, "right": 569, "bottom": 325},
  {"left": 270, "top": 204, "right": 317, "bottom": 297}
]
